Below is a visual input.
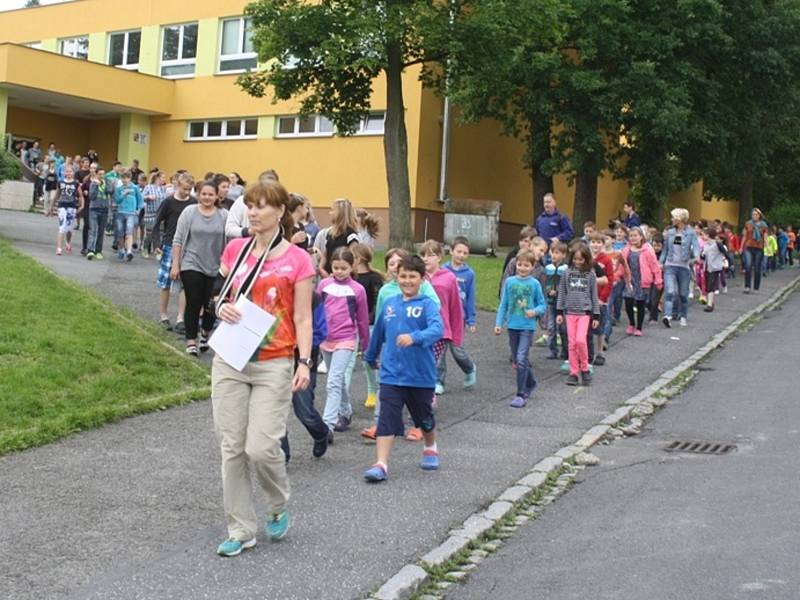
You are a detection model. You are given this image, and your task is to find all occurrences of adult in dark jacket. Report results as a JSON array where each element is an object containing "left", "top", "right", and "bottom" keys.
[
  {"left": 535, "top": 193, "right": 574, "bottom": 246},
  {"left": 623, "top": 200, "right": 642, "bottom": 229}
]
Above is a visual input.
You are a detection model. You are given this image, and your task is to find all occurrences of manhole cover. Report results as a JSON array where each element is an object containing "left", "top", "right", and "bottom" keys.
[{"left": 664, "top": 440, "right": 737, "bottom": 455}]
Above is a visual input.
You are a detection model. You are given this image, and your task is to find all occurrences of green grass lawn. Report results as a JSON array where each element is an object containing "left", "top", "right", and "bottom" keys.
[
  {"left": 0, "top": 238, "right": 210, "bottom": 455},
  {"left": 371, "top": 250, "right": 504, "bottom": 312}
]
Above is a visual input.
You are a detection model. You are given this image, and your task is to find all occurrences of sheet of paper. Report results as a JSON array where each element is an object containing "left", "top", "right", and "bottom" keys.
[{"left": 208, "top": 296, "right": 276, "bottom": 371}]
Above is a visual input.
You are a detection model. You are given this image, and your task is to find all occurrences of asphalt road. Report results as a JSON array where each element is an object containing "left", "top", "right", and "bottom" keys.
[
  {"left": 453, "top": 274, "right": 800, "bottom": 599},
  {"left": 1, "top": 210, "right": 797, "bottom": 600}
]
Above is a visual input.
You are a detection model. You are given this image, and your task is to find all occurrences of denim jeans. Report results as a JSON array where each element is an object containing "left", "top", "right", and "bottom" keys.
[
  {"left": 436, "top": 340, "right": 475, "bottom": 386},
  {"left": 87, "top": 209, "right": 108, "bottom": 253},
  {"left": 321, "top": 348, "right": 354, "bottom": 430},
  {"left": 743, "top": 248, "right": 764, "bottom": 290},
  {"left": 115, "top": 212, "right": 137, "bottom": 240},
  {"left": 546, "top": 304, "right": 567, "bottom": 358},
  {"left": 610, "top": 280, "right": 625, "bottom": 321},
  {"left": 280, "top": 352, "right": 328, "bottom": 461},
  {"left": 663, "top": 265, "right": 691, "bottom": 319},
  {"left": 507, "top": 329, "right": 536, "bottom": 397}
]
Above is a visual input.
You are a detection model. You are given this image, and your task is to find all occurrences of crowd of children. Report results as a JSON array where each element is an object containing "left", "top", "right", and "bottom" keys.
[{"left": 31, "top": 151, "right": 800, "bottom": 549}]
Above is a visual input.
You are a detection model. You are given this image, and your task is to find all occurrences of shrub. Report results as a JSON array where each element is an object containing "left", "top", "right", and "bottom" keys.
[
  {"left": 0, "top": 151, "right": 23, "bottom": 184},
  {"left": 767, "top": 203, "right": 800, "bottom": 229}
]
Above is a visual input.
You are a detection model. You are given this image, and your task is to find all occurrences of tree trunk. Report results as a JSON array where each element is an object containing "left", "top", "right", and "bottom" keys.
[
  {"left": 573, "top": 168, "right": 598, "bottom": 230},
  {"left": 737, "top": 174, "right": 753, "bottom": 229},
  {"left": 530, "top": 124, "right": 553, "bottom": 224},
  {"left": 384, "top": 35, "right": 414, "bottom": 250}
]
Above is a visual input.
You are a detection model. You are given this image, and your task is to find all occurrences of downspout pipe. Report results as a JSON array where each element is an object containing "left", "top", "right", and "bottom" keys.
[{"left": 437, "top": 95, "right": 452, "bottom": 204}]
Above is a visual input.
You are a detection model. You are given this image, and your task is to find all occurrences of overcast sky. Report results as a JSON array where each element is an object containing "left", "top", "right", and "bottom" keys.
[{"left": 1, "top": 0, "right": 68, "bottom": 11}]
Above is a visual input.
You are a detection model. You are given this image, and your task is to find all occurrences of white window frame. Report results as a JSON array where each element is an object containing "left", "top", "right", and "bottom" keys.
[
  {"left": 276, "top": 115, "right": 334, "bottom": 138},
  {"left": 275, "top": 113, "right": 385, "bottom": 138},
  {"left": 355, "top": 112, "right": 386, "bottom": 136},
  {"left": 218, "top": 16, "right": 257, "bottom": 74},
  {"left": 160, "top": 22, "right": 198, "bottom": 78},
  {"left": 59, "top": 36, "right": 89, "bottom": 60},
  {"left": 185, "top": 118, "right": 259, "bottom": 141},
  {"left": 24, "top": 41, "right": 42, "bottom": 49},
  {"left": 108, "top": 29, "right": 141, "bottom": 70}
]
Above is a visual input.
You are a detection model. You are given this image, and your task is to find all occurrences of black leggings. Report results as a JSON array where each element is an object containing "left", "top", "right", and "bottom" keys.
[
  {"left": 180, "top": 270, "right": 217, "bottom": 342},
  {"left": 625, "top": 297, "right": 647, "bottom": 331}
]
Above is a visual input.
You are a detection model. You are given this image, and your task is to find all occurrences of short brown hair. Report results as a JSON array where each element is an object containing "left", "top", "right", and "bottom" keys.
[
  {"left": 451, "top": 236, "right": 470, "bottom": 250},
  {"left": 519, "top": 225, "right": 537, "bottom": 241},
  {"left": 515, "top": 250, "right": 537, "bottom": 265},
  {"left": 583, "top": 221, "right": 596, "bottom": 229},
  {"left": 420, "top": 239, "right": 444, "bottom": 257},
  {"left": 550, "top": 241, "right": 568, "bottom": 254}
]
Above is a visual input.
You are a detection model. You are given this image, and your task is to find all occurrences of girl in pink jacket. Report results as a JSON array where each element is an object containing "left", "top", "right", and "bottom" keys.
[
  {"left": 621, "top": 227, "right": 663, "bottom": 336},
  {"left": 317, "top": 247, "right": 370, "bottom": 436},
  {"left": 420, "top": 239, "right": 463, "bottom": 356}
]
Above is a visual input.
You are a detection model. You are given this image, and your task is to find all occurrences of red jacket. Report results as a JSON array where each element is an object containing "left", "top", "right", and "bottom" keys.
[
  {"left": 593, "top": 252, "right": 615, "bottom": 303},
  {"left": 621, "top": 244, "right": 663, "bottom": 290}
]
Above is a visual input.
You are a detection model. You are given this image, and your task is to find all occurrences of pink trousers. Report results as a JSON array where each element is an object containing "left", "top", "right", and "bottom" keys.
[{"left": 566, "top": 314, "right": 591, "bottom": 375}]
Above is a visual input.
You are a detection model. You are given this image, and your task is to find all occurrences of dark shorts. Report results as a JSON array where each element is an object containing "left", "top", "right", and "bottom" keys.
[{"left": 376, "top": 384, "right": 436, "bottom": 437}]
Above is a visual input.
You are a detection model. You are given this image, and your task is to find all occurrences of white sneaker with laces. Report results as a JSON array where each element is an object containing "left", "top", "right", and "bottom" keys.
[{"left": 679, "top": 317, "right": 687, "bottom": 327}]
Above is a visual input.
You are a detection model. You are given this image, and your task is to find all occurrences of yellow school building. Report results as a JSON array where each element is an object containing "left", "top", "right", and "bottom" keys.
[{"left": 0, "top": 0, "right": 738, "bottom": 244}]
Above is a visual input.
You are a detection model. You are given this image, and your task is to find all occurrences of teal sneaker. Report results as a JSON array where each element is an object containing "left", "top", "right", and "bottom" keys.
[
  {"left": 266, "top": 510, "right": 291, "bottom": 541},
  {"left": 463, "top": 367, "right": 477, "bottom": 388},
  {"left": 560, "top": 360, "right": 570, "bottom": 373},
  {"left": 217, "top": 537, "right": 256, "bottom": 557}
]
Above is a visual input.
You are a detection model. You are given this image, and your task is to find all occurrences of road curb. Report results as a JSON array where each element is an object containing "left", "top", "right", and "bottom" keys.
[{"left": 367, "top": 274, "right": 800, "bottom": 600}]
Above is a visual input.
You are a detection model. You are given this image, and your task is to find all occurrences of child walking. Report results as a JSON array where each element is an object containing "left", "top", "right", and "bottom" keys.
[
  {"left": 701, "top": 227, "right": 727, "bottom": 312},
  {"left": 557, "top": 244, "right": 600, "bottom": 386},
  {"left": 441, "top": 236, "right": 478, "bottom": 391},
  {"left": 317, "top": 247, "right": 370, "bottom": 438},
  {"left": 363, "top": 255, "right": 444, "bottom": 483},
  {"left": 589, "top": 233, "right": 615, "bottom": 364},
  {"left": 420, "top": 240, "right": 466, "bottom": 398},
  {"left": 495, "top": 250, "right": 547, "bottom": 407},
  {"left": 349, "top": 243, "right": 384, "bottom": 409},
  {"left": 544, "top": 242, "right": 568, "bottom": 360},
  {"left": 620, "top": 226, "right": 662, "bottom": 336},
  {"left": 361, "top": 249, "right": 440, "bottom": 441},
  {"left": 55, "top": 166, "right": 81, "bottom": 255}
]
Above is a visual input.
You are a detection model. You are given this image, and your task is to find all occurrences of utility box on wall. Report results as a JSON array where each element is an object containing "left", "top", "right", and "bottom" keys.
[{"left": 443, "top": 198, "right": 501, "bottom": 255}]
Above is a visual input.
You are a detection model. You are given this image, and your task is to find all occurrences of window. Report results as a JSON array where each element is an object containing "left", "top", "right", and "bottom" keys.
[
  {"left": 60, "top": 36, "right": 88, "bottom": 60},
  {"left": 276, "top": 115, "right": 335, "bottom": 137},
  {"left": 219, "top": 17, "right": 257, "bottom": 73},
  {"left": 109, "top": 30, "right": 141, "bottom": 70},
  {"left": 275, "top": 113, "right": 384, "bottom": 137},
  {"left": 161, "top": 22, "right": 198, "bottom": 77},
  {"left": 186, "top": 118, "right": 259, "bottom": 141}
]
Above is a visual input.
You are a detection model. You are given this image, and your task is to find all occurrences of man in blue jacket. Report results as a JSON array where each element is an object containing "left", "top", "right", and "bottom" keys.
[
  {"left": 363, "top": 255, "right": 444, "bottom": 483},
  {"left": 535, "top": 193, "right": 574, "bottom": 246}
]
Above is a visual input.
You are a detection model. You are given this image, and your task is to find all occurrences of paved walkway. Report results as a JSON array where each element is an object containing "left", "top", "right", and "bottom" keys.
[
  {"left": 1, "top": 209, "right": 797, "bottom": 599},
  {"left": 454, "top": 270, "right": 800, "bottom": 600}
]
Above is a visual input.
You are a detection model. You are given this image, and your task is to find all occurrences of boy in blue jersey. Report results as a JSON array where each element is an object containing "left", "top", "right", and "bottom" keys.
[
  {"left": 363, "top": 255, "right": 444, "bottom": 483},
  {"left": 495, "top": 250, "right": 547, "bottom": 408},
  {"left": 440, "top": 236, "right": 478, "bottom": 391}
]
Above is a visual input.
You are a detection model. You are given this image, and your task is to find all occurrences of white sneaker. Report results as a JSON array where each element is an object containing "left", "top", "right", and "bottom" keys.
[
  {"left": 679, "top": 317, "right": 687, "bottom": 327},
  {"left": 317, "top": 360, "right": 328, "bottom": 374},
  {"left": 722, "top": 286, "right": 728, "bottom": 294},
  {"left": 688, "top": 292, "right": 694, "bottom": 300}
]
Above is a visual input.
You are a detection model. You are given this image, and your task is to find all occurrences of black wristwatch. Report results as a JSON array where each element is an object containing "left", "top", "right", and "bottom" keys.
[{"left": 298, "top": 357, "right": 313, "bottom": 368}]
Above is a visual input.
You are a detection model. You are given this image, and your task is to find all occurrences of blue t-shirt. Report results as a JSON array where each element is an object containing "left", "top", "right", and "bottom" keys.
[
  {"left": 496, "top": 275, "right": 547, "bottom": 331},
  {"left": 364, "top": 294, "right": 443, "bottom": 388}
]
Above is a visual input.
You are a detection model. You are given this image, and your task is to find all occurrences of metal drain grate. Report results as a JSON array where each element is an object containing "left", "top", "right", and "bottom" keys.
[{"left": 665, "top": 440, "right": 737, "bottom": 455}]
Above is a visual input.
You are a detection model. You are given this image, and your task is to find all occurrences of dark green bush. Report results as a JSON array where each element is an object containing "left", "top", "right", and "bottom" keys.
[{"left": 0, "top": 151, "right": 23, "bottom": 184}]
